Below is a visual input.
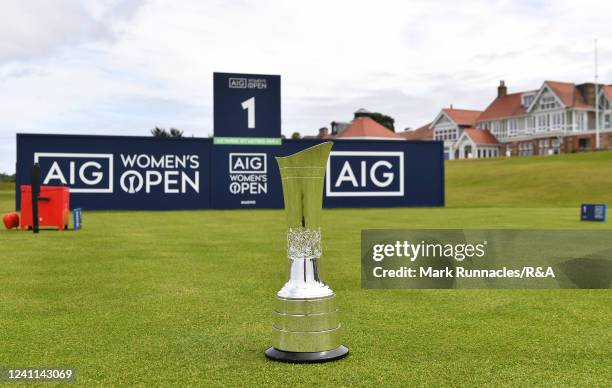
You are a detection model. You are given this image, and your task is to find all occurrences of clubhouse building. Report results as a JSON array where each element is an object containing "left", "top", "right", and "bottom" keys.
[{"left": 407, "top": 80, "right": 612, "bottom": 159}]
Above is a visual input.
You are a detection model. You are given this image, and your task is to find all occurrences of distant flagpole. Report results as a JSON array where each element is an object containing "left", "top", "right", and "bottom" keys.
[{"left": 595, "top": 38, "right": 600, "bottom": 149}]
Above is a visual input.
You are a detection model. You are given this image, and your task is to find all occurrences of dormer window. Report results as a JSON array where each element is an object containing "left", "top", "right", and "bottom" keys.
[
  {"left": 540, "top": 95, "right": 558, "bottom": 110},
  {"left": 522, "top": 93, "right": 535, "bottom": 107},
  {"left": 536, "top": 89, "right": 560, "bottom": 110}
]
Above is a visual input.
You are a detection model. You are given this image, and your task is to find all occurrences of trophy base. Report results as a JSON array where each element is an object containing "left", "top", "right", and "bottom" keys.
[
  {"left": 265, "top": 345, "right": 349, "bottom": 363},
  {"left": 271, "top": 295, "right": 343, "bottom": 352}
]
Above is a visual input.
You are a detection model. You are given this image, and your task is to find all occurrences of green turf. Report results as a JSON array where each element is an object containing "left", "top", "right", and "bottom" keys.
[
  {"left": 446, "top": 150, "right": 612, "bottom": 207},
  {"left": 0, "top": 153, "right": 611, "bottom": 386}
]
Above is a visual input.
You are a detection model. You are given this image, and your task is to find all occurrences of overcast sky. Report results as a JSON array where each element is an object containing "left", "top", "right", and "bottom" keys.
[{"left": 1, "top": 0, "right": 611, "bottom": 173}]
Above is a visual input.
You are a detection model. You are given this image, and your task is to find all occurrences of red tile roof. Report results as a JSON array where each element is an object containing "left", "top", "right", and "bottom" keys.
[
  {"left": 480, "top": 81, "right": 596, "bottom": 121},
  {"left": 442, "top": 108, "right": 482, "bottom": 126},
  {"left": 477, "top": 92, "right": 527, "bottom": 121},
  {"left": 399, "top": 122, "right": 433, "bottom": 140},
  {"left": 334, "top": 117, "right": 403, "bottom": 139},
  {"left": 572, "top": 88, "right": 590, "bottom": 108},
  {"left": 463, "top": 128, "right": 499, "bottom": 145},
  {"left": 545, "top": 81, "right": 575, "bottom": 106},
  {"left": 545, "top": 80, "right": 591, "bottom": 108}
]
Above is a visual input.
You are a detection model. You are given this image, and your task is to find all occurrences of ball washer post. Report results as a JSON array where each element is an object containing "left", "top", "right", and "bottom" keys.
[
  {"left": 31, "top": 163, "right": 41, "bottom": 234},
  {"left": 265, "top": 142, "right": 349, "bottom": 363}
]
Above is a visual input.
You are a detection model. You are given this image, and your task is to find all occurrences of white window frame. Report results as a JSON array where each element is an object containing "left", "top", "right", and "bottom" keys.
[
  {"left": 508, "top": 119, "right": 518, "bottom": 136},
  {"left": 575, "top": 111, "right": 586, "bottom": 131}
]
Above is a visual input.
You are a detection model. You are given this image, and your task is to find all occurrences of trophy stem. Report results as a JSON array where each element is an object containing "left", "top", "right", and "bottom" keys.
[{"left": 277, "top": 226, "right": 334, "bottom": 299}]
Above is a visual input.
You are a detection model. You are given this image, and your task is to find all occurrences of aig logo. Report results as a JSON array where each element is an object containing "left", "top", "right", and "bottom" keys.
[
  {"left": 229, "top": 78, "right": 247, "bottom": 88},
  {"left": 228, "top": 78, "right": 267, "bottom": 89},
  {"left": 34, "top": 153, "right": 113, "bottom": 193},
  {"left": 228, "top": 153, "right": 267, "bottom": 196},
  {"left": 326, "top": 151, "right": 404, "bottom": 197},
  {"left": 229, "top": 153, "right": 267, "bottom": 174}
]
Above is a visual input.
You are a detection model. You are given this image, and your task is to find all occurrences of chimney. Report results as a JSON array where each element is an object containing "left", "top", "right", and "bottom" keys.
[
  {"left": 576, "top": 83, "right": 596, "bottom": 107},
  {"left": 498, "top": 80, "right": 507, "bottom": 98}
]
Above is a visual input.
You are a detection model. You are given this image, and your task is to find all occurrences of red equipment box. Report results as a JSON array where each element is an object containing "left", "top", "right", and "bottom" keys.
[{"left": 20, "top": 185, "right": 70, "bottom": 231}]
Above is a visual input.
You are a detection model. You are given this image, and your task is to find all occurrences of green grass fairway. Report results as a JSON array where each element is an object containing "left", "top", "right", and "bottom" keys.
[
  {"left": 446, "top": 150, "right": 612, "bottom": 207},
  {"left": 1, "top": 153, "right": 611, "bottom": 386}
]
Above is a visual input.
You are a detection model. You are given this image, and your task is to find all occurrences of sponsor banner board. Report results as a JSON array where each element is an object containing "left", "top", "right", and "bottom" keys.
[
  {"left": 16, "top": 135, "right": 444, "bottom": 210},
  {"left": 323, "top": 140, "right": 444, "bottom": 208},
  {"left": 16, "top": 134, "right": 211, "bottom": 210}
]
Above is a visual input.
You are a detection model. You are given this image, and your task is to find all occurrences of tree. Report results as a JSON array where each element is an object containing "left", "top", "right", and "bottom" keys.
[
  {"left": 291, "top": 132, "right": 301, "bottom": 140},
  {"left": 151, "top": 127, "right": 183, "bottom": 138},
  {"left": 0, "top": 172, "right": 16, "bottom": 182},
  {"left": 369, "top": 112, "right": 395, "bottom": 131},
  {"left": 151, "top": 127, "right": 170, "bottom": 137},
  {"left": 169, "top": 128, "right": 184, "bottom": 138}
]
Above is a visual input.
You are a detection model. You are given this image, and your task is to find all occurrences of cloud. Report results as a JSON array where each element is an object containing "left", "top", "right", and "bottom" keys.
[
  {"left": 0, "top": 0, "right": 611, "bottom": 173},
  {"left": 0, "top": 0, "right": 143, "bottom": 63}
]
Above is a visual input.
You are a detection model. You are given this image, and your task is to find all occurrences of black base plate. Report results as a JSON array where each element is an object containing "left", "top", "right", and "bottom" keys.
[{"left": 265, "top": 346, "right": 349, "bottom": 363}]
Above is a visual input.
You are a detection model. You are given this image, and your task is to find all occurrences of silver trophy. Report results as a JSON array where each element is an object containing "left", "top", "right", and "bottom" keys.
[{"left": 265, "top": 142, "right": 349, "bottom": 363}]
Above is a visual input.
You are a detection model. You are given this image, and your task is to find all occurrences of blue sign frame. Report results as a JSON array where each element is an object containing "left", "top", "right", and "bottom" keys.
[
  {"left": 213, "top": 72, "right": 281, "bottom": 144},
  {"left": 580, "top": 204, "right": 607, "bottom": 222}
]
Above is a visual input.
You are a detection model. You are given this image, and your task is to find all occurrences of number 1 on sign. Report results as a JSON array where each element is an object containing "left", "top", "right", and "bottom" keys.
[{"left": 242, "top": 97, "right": 255, "bottom": 129}]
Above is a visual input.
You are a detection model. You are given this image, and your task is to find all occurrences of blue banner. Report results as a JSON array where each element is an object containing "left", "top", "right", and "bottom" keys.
[
  {"left": 323, "top": 141, "right": 444, "bottom": 208},
  {"left": 16, "top": 134, "right": 212, "bottom": 210},
  {"left": 16, "top": 135, "right": 444, "bottom": 210}
]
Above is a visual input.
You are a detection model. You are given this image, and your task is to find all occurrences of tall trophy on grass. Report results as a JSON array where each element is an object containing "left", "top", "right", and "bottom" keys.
[{"left": 265, "top": 142, "right": 349, "bottom": 363}]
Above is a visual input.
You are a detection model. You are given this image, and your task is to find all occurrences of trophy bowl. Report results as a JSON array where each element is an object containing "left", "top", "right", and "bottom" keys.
[{"left": 265, "top": 142, "right": 349, "bottom": 363}]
